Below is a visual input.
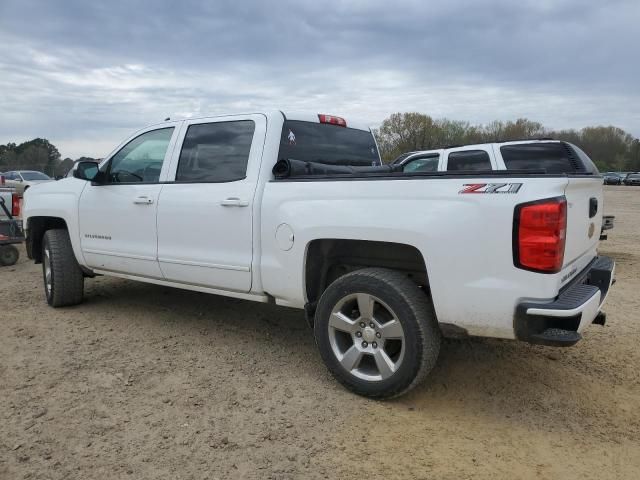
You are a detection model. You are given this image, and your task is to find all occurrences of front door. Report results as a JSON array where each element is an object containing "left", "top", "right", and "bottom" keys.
[
  {"left": 156, "top": 114, "right": 266, "bottom": 292},
  {"left": 79, "top": 125, "right": 180, "bottom": 278}
]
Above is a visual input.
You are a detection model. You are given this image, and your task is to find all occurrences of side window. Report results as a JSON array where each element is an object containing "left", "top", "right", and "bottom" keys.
[
  {"left": 447, "top": 150, "right": 491, "bottom": 171},
  {"left": 402, "top": 155, "right": 440, "bottom": 173},
  {"left": 176, "top": 120, "right": 255, "bottom": 183},
  {"left": 107, "top": 128, "right": 174, "bottom": 183},
  {"left": 500, "top": 143, "right": 583, "bottom": 173}
]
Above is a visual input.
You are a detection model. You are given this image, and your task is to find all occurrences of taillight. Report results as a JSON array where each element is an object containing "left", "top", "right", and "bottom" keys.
[
  {"left": 513, "top": 197, "right": 566, "bottom": 273},
  {"left": 318, "top": 114, "right": 347, "bottom": 127},
  {"left": 11, "top": 193, "right": 20, "bottom": 218}
]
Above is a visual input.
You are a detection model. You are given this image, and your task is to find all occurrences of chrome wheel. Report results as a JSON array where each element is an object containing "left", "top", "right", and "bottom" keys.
[
  {"left": 328, "top": 293, "right": 405, "bottom": 381},
  {"left": 43, "top": 245, "right": 52, "bottom": 296}
]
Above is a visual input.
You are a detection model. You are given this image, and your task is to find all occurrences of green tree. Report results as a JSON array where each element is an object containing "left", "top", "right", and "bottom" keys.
[{"left": 374, "top": 112, "right": 638, "bottom": 170}]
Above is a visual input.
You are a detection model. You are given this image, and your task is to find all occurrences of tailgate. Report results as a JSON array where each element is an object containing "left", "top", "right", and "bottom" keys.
[{"left": 563, "top": 177, "right": 603, "bottom": 270}]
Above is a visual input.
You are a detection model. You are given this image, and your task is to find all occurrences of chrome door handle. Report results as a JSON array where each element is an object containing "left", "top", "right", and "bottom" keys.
[
  {"left": 220, "top": 197, "right": 249, "bottom": 207},
  {"left": 133, "top": 196, "right": 154, "bottom": 205}
]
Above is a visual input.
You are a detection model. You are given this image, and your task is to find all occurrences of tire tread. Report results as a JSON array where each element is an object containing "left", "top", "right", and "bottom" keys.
[{"left": 44, "top": 229, "right": 84, "bottom": 307}]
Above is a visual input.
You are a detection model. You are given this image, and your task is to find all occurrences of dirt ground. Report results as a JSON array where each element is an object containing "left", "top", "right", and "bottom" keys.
[{"left": 1, "top": 186, "right": 639, "bottom": 480}]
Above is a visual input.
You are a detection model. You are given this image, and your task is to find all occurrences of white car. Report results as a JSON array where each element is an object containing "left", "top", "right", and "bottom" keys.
[
  {"left": 22, "top": 111, "right": 614, "bottom": 398},
  {"left": 392, "top": 139, "right": 590, "bottom": 174},
  {"left": 3, "top": 170, "right": 53, "bottom": 193}
]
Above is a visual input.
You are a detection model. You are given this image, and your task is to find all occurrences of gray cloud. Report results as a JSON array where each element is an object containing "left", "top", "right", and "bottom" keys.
[{"left": 0, "top": 0, "right": 638, "bottom": 158}]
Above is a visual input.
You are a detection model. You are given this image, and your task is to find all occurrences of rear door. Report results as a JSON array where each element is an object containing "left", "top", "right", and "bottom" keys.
[{"left": 156, "top": 114, "right": 266, "bottom": 292}]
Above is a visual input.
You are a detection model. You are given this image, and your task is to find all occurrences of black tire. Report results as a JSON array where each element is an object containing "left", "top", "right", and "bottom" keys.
[
  {"left": 0, "top": 245, "right": 19, "bottom": 266},
  {"left": 42, "top": 229, "right": 84, "bottom": 307},
  {"left": 314, "top": 268, "right": 441, "bottom": 399}
]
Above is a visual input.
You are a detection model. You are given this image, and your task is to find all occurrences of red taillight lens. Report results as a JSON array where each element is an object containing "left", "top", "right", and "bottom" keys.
[
  {"left": 514, "top": 197, "right": 566, "bottom": 273},
  {"left": 318, "top": 114, "right": 347, "bottom": 127},
  {"left": 11, "top": 193, "right": 20, "bottom": 217}
]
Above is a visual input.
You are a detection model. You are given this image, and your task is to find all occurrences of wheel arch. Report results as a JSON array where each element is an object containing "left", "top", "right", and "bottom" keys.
[
  {"left": 26, "top": 216, "right": 69, "bottom": 263},
  {"left": 304, "top": 239, "right": 431, "bottom": 318}
]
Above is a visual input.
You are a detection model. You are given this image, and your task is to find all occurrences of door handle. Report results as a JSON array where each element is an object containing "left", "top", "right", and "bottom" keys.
[
  {"left": 220, "top": 197, "right": 249, "bottom": 207},
  {"left": 133, "top": 196, "right": 154, "bottom": 205}
]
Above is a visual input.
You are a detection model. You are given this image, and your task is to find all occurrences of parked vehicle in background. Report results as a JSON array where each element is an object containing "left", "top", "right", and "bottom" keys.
[
  {"left": 603, "top": 172, "right": 623, "bottom": 185},
  {"left": 0, "top": 191, "right": 24, "bottom": 266},
  {"left": 3, "top": 170, "right": 53, "bottom": 193},
  {"left": 391, "top": 140, "right": 600, "bottom": 174},
  {"left": 623, "top": 173, "right": 640, "bottom": 186},
  {"left": 0, "top": 187, "right": 20, "bottom": 222},
  {"left": 23, "top": 111, "right": 615, "bottom": 398}
]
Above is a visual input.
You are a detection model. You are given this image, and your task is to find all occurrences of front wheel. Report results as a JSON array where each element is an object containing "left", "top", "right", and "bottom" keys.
[
  {"left": 42, "top": 229, "right": 84, "bottom": 307},
  {"left": 314, "top": 268, "right": 441, "bottom": 399}
]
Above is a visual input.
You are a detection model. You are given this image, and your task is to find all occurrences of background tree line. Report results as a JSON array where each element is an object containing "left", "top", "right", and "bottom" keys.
[
  {"left": 374, "top": 113, "right": 640, "bottom": 171},
  {"left": 2, "top": 116, "right": 640, "bottom": 176},
  {"left": 0, "top": 138, "right": 98, "bottom": 178}
]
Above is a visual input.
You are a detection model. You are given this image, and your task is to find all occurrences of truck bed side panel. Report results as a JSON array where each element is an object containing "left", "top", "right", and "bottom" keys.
[{"left": 261, "top": 176, "right": 572, "bottom": 339}]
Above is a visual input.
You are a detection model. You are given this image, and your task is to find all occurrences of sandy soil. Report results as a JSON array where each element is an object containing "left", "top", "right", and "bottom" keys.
[{"left": 1, "top": 186, "right": 639, "bottom": 479}]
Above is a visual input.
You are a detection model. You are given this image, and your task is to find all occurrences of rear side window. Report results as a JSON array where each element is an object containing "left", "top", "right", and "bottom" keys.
[
  {"left": 446, "top": 150, "right": 491, "bottom": 171},
  {"left": 569, "top": 143, "right": 599, "bottom": 174},
  {"left": 278, "top": 120, "right": 380, "bottom": 167},
  {"left": 500, "top": 142, "right": 588, "bottom": 173},
  {"left": 176, "top": 121, "right": 255, "bottom": 183},
  {"left": 403, "top": 155, "right": 440, "bottom": 173}
]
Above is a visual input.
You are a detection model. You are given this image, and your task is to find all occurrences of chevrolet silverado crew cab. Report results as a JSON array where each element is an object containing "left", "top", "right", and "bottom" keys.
[{"left": 23, "top": 111, "right": 615, "bottom": 398}]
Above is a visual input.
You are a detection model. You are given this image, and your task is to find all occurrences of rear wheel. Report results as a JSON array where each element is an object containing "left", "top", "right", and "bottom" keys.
[
  {"left": 42, "top": 229, "right": 84, "bottom": 307},
  {"left": 0, "top": 245, "right": 19, "bottom": 266},
  {"left": 314, "top": 268, "right": 441, "bottom": 398}
]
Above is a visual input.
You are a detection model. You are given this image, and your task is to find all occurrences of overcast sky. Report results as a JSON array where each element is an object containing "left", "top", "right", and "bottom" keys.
[{"left": 1, "top": 0, "right": 638, "bottom": 159}]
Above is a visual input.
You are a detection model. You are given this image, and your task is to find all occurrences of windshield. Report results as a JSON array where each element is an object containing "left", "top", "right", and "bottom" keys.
[
  {"left": 278, "top": 120, "right": 381, "bottom": 167},
  {"left": 21, "top": 171, "right": 51, "bottom": 181}
]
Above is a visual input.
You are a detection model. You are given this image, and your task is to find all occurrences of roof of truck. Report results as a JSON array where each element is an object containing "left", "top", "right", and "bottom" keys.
[{"left": 150, "top": 110, "right": 373, "bottom": 133}]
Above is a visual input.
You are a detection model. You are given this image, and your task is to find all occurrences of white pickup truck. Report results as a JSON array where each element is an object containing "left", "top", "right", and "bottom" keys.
[{"left": 23, "top": 111, "right": 615, "bottom": 398}]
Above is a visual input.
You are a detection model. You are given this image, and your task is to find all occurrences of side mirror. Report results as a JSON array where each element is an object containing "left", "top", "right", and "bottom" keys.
[{"left": 73, "top": 161, "right": 101, "bottom": 182}]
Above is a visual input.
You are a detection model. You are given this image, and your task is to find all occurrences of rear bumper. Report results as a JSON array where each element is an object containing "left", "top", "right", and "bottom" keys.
[{"left": 515, "top": 256, "right": 615, "bottom": 347}]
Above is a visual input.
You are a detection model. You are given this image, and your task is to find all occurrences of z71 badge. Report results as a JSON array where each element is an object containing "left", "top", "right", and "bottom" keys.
[{"left": 459, "top": 183, "right": 523, "bottom": 194}]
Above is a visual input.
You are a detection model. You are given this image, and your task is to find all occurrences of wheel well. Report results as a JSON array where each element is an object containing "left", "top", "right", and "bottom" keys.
[
  {"left": 27, "top": 216, "right": 68, "bottom": 263},
  {"left": 305, "top": 239, "right": 429, "bottom": 307}
]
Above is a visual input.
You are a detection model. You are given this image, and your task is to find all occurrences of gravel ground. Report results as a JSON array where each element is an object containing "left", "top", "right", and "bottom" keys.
[{"left": 1, "top": 186, "right": 639, "bottom": 479}]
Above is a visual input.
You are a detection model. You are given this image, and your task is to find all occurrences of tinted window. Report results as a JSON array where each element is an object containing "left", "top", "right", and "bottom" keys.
[
  {"left": 402, "top": 155, "right": 440, "bottom": 173},
  {"left": 176, "top": 121, "right": 255, "bottom": 183},
  {"left": 447, "top": 150, "right": 491, "bottom": 171},
  {"left": 21, "top": 171, "right": 51, "bottom": 180},
  {"left": 500, "top": 142, "right": 586, "bottom": 173},
  {"left": 569, "top": 143, "right": 599, "bottom": 174},
  {"left": 278, "top": 120, "right": 380, "bottom": 167},
  {"left": 108, "top": 128, "right": 174, "bottom": 183}
]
